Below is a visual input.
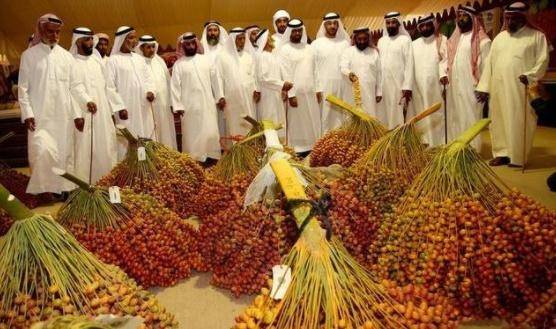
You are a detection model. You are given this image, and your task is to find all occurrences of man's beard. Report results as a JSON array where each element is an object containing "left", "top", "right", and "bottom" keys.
[
  {"left": 207, "top": 36, "right": 219, "bottom": 46},
  {"left": 386, "top": 27, "right": 398, "bottom": 36},
  {"left": 83, "top": 47, "right": 93, "bottom": 56},
  {"left": 420, "top": 28, "right": 434, "bottom": 38},
  {"left": 185, "top": 48, "right": 197, "bottom": 56},
  {"left": 457, "top": 19, "right": 472, "bottom": 32},
  {"left": 508, "top": 22, "right": 523, "bottom": 33},
  {"left": 356, "top": 42, "right": 368, "bottom": 51}
]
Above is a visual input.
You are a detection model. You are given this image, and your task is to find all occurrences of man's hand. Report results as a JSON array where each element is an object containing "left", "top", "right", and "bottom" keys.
[
  {"left": 74, "top": 118, "right": 85, "bottom": 132},
  {"left": 475, "top": 91, "right": 489, "bottom": 104},
  {"left": 24, "top": 118, "right": 36, "bottom": 132},
  {"left": 118, "top": 109, "right": 129, "bottom": 120},
  {"left": 402, "top": 90, "right": 412, "bottom": 102},
  {"left": 146, "top": 92, "right": 155, "bottom": 102},
  {"left": 253, "top": 91, "right": 261, "bottom": 104},
  {"left": 316, "top": 92, "right": 323, "bottom": 104},
  {"left": 217, "top": 97, "right": 226, "bottom": 110},
  {"left": 282, "top": 81, "right": 293, "bottom": 92},
  {"left": 440, "top": 76, "right": 449, "bottom": 86},
  {"left": 86, "top": 102, "right": 97, "bottom": 114},
  {"left": 376, "top": 96, "right": 382, "bottom": 103},
  {"left": 348, "top": 72, "right": 358, "bottom": 82},
  {"left": 289, "top": 97, "right": 298, "bottom": 108},
  {"left": 519, "top": 74, "right": 529, "bottom": 85}
]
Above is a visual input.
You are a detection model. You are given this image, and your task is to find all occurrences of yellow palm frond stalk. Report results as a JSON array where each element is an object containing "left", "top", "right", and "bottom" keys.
[
  {"left": 264, "top": 159, "right": 407, "bottom": 329},
  {"left": 353, "top": 103, "right": 441, "bottom": 183}
]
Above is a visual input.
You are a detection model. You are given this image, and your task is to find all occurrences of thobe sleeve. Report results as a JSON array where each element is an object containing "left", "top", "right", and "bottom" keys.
[
  {"left": 476, "top": 39, "right": 495, "bottom": 93},
  {"left": 376, "top": 52, "right": 383, "bottom": 98},
  {"left": 257, "top": 54, "right": 285, "bottom": 92},
  {"left": 69, "top": 63, "right": 92, "bottom": 119},
  {"left": 402, "top": 38, "right": 415, "bottom": 91},
  {"left": 339, "top": 49, "right": 352, "bottom": 77},
  {"left": 17, "top": 52, "right": 34, "bottom": 122},
  {"left": 278, "top": 51, "right": 296, "bottom": 98},
  {"left": 439, "top": 37, "right": 448, "bottom": 79},
  {"left": 211, "top": 59, "right": 224, "bottom": 102},
  {"left": 104, "top": 59, "right": 127, "bottom": 112},
  {"left": 170, "top": 64, "right": 184, "bottom": 113},
  {"left": 522, "top": 32, "right": 550, "bottom": 83}
]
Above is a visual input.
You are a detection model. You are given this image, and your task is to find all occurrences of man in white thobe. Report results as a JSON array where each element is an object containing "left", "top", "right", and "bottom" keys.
[
  {"left": 135, "top": 35, "right": 177, "bottom": 150},
  {"left": 69, "top": 27, "right": 117, "bottom": 184},
  {"left": 311, "top": 12, "right": 351, "bottom": 133},
  {"left": 377, "top": 12, "right": 414, "bottom": 129},
  {"left": 171, "top": 32, "right": 222, "bottom": 163},
  {"left": 215, "top": 27, "right": 258, "bottom": 137},
  {"left": 272, "top": 10, "right": 290, "bottom": 47},
  {"left": 95, "top": 32, "right": 110, "bottom": 64},
  {"left": 340, "top": 27, "right": 382, "bottom": 117},
  {"left": 201, "top": 21, "right": 229, "bottom": 141},
  {"left": 254, "top": 29, "right": 293, "bottom": 140},
  {"left": 446, "top": 6, "right": 491, "bottom": 150},
  {"left": 18, "top": 14, "right": 79, "bottom": 194},
  {"left": 105, "top": 26, "right": 156, "bottom": 159},
  {"left": 277, "top": 19, "right": 322, "bottom": 155},
  {"left": 476, "top": 2, "right": 550, "bottom": 167},
  {"left": 410, "top": 14, "right": 449, "bottom": 147}
]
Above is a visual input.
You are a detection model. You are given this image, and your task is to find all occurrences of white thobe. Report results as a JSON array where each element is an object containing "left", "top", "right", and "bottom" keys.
[
  {"left": 340, "top": 46, "right": 382, "bottom": 118},
  {"left": 105, "top": 53, "right": 155, "bottom": 159},
  {"left": 477, "top": 26, "right": 549, "bottom": 166},
  {"left": 202, "top": 44, "right": 226, "bottom": 143},
  {"left": 410, "top": 35, "right": 448, "bottom": 147},
  {"left": 71, "top": 54, "right": 118, "bottom": 184},
  {"left": 215, "top": 50, "right": 257, "bottom": 136},
  {"left": 272, "top": 33, "right": 284, "bottom": 48},
  {"left": 278, "top": 43, "right": 321, "bottom": 153},
  {"left": 447, "top": 32, "right": 491, "bottom": 150},
  {"left": 171, "top": 54, "right": 222, "bottom": 161},
  {"left": 145, "top": 55, "right": 177, "bottom": 150},
  {"left": 311, "top": 37, "right": 350, "bottom": 132},
  {"left": 256, "top": 51, "right": 286, "bottom": 139},
  {"left": 377, "top": 34, "right": 414, "bottom": 129},
  {"left": 18, "top": 43, "right": 79, "bottom": 193}
]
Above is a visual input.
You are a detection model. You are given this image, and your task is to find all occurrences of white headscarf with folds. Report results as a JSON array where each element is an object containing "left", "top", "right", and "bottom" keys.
[
  {"left": 201, "top": 21, "right": 228, "bottom": 51},
  {"left": 134, "top": 35, "right": 159, "bottom": 55},
  {"left": 315, "top": 12, "right": 350, "bottom": 41},
  {"left": 69, "top": 27, "right": 102, "bottom": 61},
  {"left": 272, "top": 9, "right": 290, "bottom": 34},
  {"left": 254, "top": 29, "right": 270, "bottom": 54},
  {"left": 280, "top": 19, "right": 308, "bottom": 48},
  {"left": 383, "top": 12, "right": 410, "bottom": 37},
  {"left": 111, "top": 26, "right": 135, "bottom": 55},
  {"left": 223, "top": 27, "right": 254, "bottom": 63}
]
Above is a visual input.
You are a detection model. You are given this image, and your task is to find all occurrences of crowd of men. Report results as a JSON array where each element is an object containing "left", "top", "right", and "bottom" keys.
[{"left": 18, "top": 1, "right": 550, "bottom": 195}]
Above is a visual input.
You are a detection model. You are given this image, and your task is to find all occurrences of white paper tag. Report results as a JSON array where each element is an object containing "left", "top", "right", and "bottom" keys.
[
  {"left": 270, "top": 265, "right": 291, "bottom": 300},
  {"left": 264, "top": 129, "right": 283, "bottom": 151},
  {"left": 108, "top": 186, "right": 121, "bottom": 204},
  {"left": 137, "top": 146, "right": 146, "bottom": 161}
]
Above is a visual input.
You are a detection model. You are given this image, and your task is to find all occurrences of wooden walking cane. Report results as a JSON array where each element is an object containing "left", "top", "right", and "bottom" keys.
[
  {"left": 88, "top": 112, "right": 94, "bottom": 184},
  {"left": 522, "top": 82, "right": 528, "bottom": 173},
  {"left": 149, "top": 102, "right": 159, "bottom": 141},
  {"left": 443, "top": 84, "right": 448, "bottom": 144}
]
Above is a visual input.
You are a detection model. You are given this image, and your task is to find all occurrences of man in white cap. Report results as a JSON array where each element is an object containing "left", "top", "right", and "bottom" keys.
[
  {"left": 171, "top": 32, "right": 222, "bottom": 163},
  {"left": 18, "top": 13, "right": 79, "bottom": 194},
  {"left": 410, "top": 14, "right": 448, "bottom": 147},
  {"left": 135, "top": 35, "right": 177, "bottom": 150},
  {"left": 476, "top": 2, "right": 550, "bottom": 167},
  {"left": 105, "top": 26, "right": 156, "bottom": 159},
  {"left": 311, "top": 12, "right": 351, "bottom": 132},
  {"left": 377, "top": 12, "right": 414, "bottom": 129},
  {"left": 95, "top": 33, "right": 110, "bottom": 61},
  {"left": 340, "top": 27, "right": 382, "bottom": 117},
  {"left": 277, "top": 19, "right": 321, "bottom": 155},
  {"left": 254, "top": 28, "right": 293, "bottom": 139},
  {"left": 272, "top": 10, "right": 290, "bottom": 47},
  {"left": 201, "top": 20, "right": 228, "bottom": 64},
  {"left": 69, "top": 27, "right": 117, "bottom": 184},
  {"left": 446, "top": 6, "right": 491, "bottom": 151},
  {"left": 215, "top": 27, "right": 258, "bottom": 137}
]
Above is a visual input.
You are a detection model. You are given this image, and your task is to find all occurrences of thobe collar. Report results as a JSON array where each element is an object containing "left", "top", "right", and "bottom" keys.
[
  {"left": 75, "top": 54, "right": 91, "bottom": 60},
  {"left": 422, "top": 35, "right": 436, "bottom": 43},
  {"left": 39, "top": 42, "right": 57, "bottom": 52}
]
